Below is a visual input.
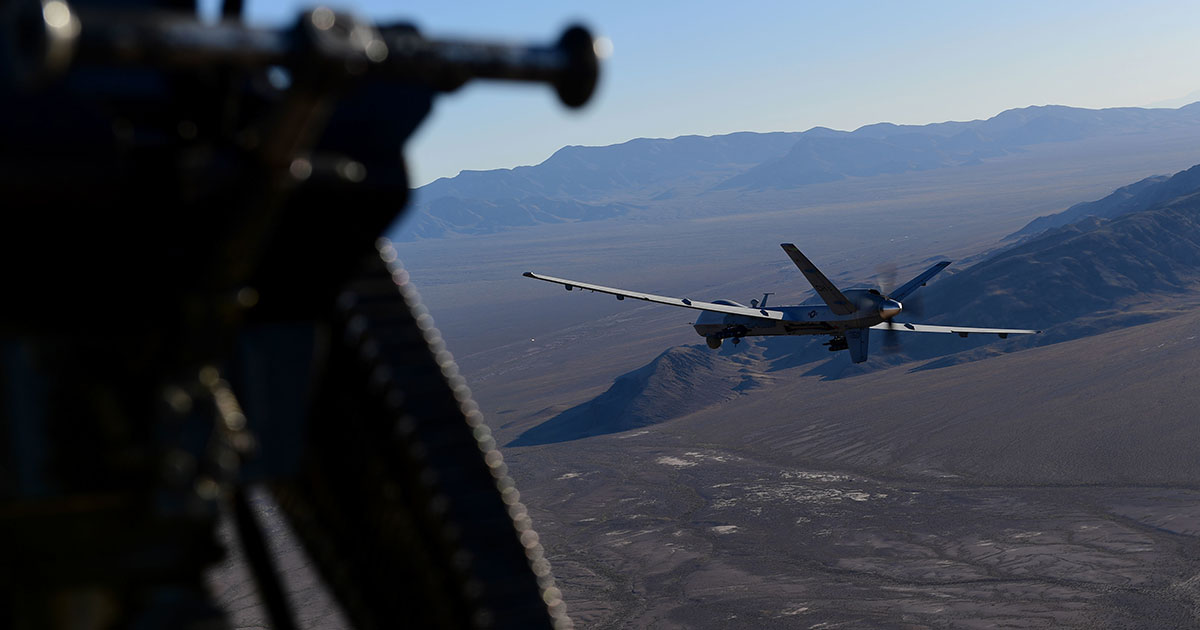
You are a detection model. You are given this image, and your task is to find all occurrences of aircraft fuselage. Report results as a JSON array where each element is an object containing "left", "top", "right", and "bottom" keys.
[{"left": 693, "top": 289, "right": 896, "bottom": 339}]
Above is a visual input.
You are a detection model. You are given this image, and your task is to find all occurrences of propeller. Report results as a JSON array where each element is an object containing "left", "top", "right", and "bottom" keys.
[
  {"left": 881, "top": 325, "right": 904, "bottom": 353},
  {"left": 876, "top": 262, "right": 898, "bottom": 297},
  {"left": 875, "top": 263, "right": 916, "bottom": 353},
  {"left": 874, "top": 258, "right": 951, "bottom": 353}
]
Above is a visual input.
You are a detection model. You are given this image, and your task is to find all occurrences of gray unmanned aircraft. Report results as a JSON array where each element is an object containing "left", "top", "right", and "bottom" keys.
[{"left": 524, "top": 243, "right": 1040, "bottom": 363}]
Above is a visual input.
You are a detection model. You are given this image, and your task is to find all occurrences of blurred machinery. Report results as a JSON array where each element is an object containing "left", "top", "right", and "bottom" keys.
[{"left": 0, "top": 0, "right": 599, "bottom": 627}]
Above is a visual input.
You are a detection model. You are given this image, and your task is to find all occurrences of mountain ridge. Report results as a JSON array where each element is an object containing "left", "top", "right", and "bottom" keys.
[
  {"left": 1011, "top": 162, "right": 1200, "bottom": 239},
  {"left": 392, "top": 103, "right": 1200, "bottom": 240}
]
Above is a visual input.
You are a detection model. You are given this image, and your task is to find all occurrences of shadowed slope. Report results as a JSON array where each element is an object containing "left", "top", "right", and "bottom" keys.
[
  {"left": 508, "top": 343, "right": 770, "bottom": 446},
  {"left": 912, "top": 187, "right": 1200, "bottom": 359},
  {"left": 1012, "top": 162, "right": 1200, "bottom": 238}
]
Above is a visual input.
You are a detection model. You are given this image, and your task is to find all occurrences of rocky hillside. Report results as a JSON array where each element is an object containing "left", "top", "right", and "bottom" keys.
[
  {"left": 508, "top": 342, "right": 773, "bottom": 446},
  {"left": 1011, "top": 162, "right": 1200, "bottom": 238},
  {"left": 920, "top": 168, "right": 1200, "bottom": 345}
]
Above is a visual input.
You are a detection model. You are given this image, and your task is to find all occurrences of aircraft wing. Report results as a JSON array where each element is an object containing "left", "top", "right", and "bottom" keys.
[
  {"left": 780, "top": 244, "right": 857, "bottom": 315},
  {"left": 524, "top": 272, "right": 785, "bottom": 320},
  {"left": 871, "top": 322, "right": 1041, "bottom": 337}
]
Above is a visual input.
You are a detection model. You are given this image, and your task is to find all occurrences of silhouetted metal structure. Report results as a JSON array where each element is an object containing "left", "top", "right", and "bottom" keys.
[{"left": 0, "top": 0, "right": 598, "bottom": 627}]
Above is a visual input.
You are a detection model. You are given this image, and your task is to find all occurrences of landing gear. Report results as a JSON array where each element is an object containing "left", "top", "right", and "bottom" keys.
[
  {"left": 705, "top": 326, "right": 748, "bottom": 350},
  {"left": 706, "top": 335, "right": 742, "bottom": 349},
  {"left": 824, "top": 336, "right": 848, "bottom": 352}
]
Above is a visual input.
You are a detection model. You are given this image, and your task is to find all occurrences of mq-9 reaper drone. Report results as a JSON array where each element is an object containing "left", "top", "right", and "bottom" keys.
[{"left": 526, "top": 243, "right": 1040, "bottom": 363}]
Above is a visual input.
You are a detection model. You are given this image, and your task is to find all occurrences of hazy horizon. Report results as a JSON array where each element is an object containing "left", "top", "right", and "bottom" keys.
[
  {"left": 411, "top": 99, "right": 1200, "bottom": 186},
  {"left": 408, "top": 96, "right": 1200, "bottom": 187}
]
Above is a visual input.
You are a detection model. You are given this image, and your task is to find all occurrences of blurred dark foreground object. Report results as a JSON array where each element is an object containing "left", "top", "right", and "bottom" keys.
[{"left": 0, "top": 0, "right": 599, "bottom": 627}]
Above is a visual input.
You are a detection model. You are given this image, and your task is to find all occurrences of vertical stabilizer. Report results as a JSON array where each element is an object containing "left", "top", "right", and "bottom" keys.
[{"left": 780, "top": 244, "right": 856, "bottom": 315}]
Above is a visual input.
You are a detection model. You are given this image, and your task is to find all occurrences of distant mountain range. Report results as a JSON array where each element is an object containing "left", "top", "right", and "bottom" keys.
[
  {"left": 509, "top": 160, "right": 1200, "bottom": 445},
  {"left": 393, "top": 103, "right": 1200, "bottom": 240},
  {"left": 395, "top": 131, "right": 805, "bottom": 238}
]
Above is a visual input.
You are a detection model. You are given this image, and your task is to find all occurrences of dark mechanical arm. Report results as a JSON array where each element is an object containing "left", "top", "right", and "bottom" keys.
[{"left": 0, "top": 0, "right": 598, "bottom": 627}]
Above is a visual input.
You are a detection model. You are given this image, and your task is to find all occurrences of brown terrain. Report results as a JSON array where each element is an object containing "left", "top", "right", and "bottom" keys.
[{"left": 505, "top": 306, "right": 1200, "bottom": 628}]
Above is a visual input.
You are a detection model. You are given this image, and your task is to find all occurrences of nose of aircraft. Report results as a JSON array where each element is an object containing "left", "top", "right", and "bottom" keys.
[{"left": 880, "top": 299, "right": 902, "bottom": 319}]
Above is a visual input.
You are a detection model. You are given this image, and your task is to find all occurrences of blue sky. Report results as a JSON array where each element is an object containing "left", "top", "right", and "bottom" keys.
[{"left": 229, "top": 0, "right": 1200, "bottom": 186}]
